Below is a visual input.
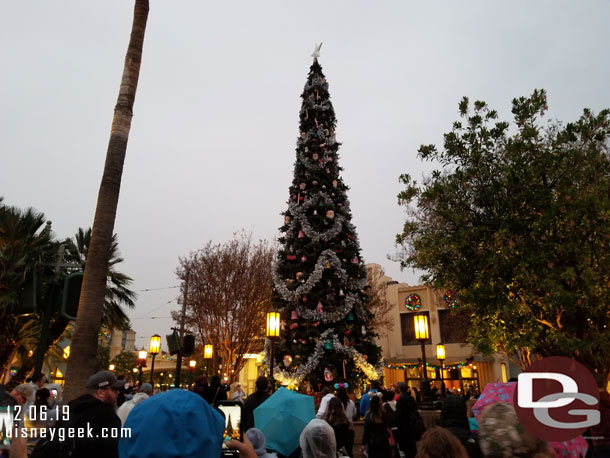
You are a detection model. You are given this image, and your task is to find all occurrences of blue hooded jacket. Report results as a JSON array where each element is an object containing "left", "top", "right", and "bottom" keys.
[{"left": 120, "top": 389, "right": 224, "bottom": 458}]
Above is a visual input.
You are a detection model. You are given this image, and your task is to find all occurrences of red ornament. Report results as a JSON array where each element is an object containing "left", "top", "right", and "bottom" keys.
[
  {"left": 286, "top": 255, "right": 297, "bottom": 261},
  {"left": 289, "top": 323, "right": 298, "bottom": 330},
  {"left": 302, "top": 296, "right": 307, "bottom": 303}
]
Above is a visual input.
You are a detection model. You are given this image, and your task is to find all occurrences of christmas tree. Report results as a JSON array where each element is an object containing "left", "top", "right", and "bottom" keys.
[{"left": 269, "top": 45, "right": 382, "bottom": 391}]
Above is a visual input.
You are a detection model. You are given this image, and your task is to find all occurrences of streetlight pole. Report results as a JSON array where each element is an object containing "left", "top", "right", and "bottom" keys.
[
  {"left": 436, "top": 343, "right": 446, "bottom": 397},
  {"left": 266, "top": 312, "right": 280, "bottom": 387},
  {"left": 175, "top": 271, "right": 189, "bottom": 388},
  {"left": 137, "top": 349, "right": 147, "bottom": 385},
  {"left": 204, "top": 344, "right": 213, "bottom": 380},
  {"left": 414, "top": 314, "right": 431, "bottom": 403},
  {"left": 149, "top": 334, "right": 161, "bottom": 384}
]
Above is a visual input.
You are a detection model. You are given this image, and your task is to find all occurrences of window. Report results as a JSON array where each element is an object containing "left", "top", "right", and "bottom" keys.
[
  {"left": 438, "top": 309, "right": 470, "bottom": 343},
  {"left": 400, "top": 312, "right": 431, "bottom": 346}
]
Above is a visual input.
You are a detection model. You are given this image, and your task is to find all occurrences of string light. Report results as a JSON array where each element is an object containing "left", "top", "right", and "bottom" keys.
[{"left": 405, "top": 294, "right": 422, "bottom": 311}]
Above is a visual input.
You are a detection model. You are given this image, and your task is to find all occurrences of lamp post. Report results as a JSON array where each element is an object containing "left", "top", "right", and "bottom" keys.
[
  {"left": 413, "top": 314, "right": 431, "bottom": 401},
  {"left": 204, "top": 344, "right": 213, "bottom": 379},
  {"left": 436, "top": 343, "right": 446, "bottom": 397},
  {"left": 266, "top": 311, "right": 280, "bottom": 386},
  {"left": 108, "top": 364, "right": 115, "bottom": 372},
  {"left": 149, "top": 334, "right": 161, "bottom": 384},
  {"left": 137, "top": 349, "right": 147, "bottom": 385}
]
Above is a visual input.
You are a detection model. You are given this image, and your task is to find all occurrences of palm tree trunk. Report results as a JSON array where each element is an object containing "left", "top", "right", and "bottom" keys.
[{"left": 63, "top": 0, "right": 149, "bottom": 402}]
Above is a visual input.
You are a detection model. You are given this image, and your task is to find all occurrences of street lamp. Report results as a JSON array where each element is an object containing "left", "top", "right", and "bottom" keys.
[
  {"left": 109, "top": 364, "right": 115, "bottom": 372},
  {"left": 204, "top": 344, "right": 213, "bottom": 379},
  {"left": 189, "top": 360, "right": 196, "bottom": 371},
  {"left": 413, "top": 314, "right": 430, "bottom": 400},
  {"left": 149, "top": 334, "right": 161, "bottom": 384},
  {"left": 137, "top": 349, "right": 147, "bottom": 385},
  {"left": 266, "top": 311, "right": 280, "bottom": 386},
  {"left": 436, "top": 343, "right": 446, "bottom": 396}
]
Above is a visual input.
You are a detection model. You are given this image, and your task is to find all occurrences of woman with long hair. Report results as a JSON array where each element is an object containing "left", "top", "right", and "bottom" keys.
[
  {"left": 361, "top": 395, "right": 393, "bottom": 458},
  {"left": 335, "top": 386, "right": 357, "bottom": 423},
  {"left": 324, "top": 396, "right": 354, "bottom": 457}
]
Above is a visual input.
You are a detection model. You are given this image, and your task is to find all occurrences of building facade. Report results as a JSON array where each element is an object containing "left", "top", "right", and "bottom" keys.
[{"left": 371, "top": 265, "right": 512, "bottom": 395}]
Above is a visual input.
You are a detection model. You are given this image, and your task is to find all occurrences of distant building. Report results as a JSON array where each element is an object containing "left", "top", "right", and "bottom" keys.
[{"left": 367, "top": 264, "right": 517, "bottom": 394}]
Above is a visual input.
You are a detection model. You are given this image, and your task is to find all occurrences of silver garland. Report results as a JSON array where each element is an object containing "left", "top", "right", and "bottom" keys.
[
  {"left": 273, "top": 249, "right": 349, "bottom": 301},
  {"left": 264, "top": 329, "right": 382, "bottom": 387}
]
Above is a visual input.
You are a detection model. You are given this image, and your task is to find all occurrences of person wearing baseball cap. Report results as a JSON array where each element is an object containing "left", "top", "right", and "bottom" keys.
[{"left": 36, "top": 371, "right": 123, "bottom": 458}]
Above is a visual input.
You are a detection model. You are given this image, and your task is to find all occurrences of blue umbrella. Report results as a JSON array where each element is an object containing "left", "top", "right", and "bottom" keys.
[{"left": 253, "top": 387, "right": 315, "bottom": 456}]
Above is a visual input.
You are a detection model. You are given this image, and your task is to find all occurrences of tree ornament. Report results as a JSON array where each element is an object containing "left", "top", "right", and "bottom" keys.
[
  {"left": 296, "top": 271, "right": 304, "bottom": 280},
  {"left": 291, "top": 310, "right": 299, "bottom": 320},
  {"left": 324, "top": 338, "right": 334, "bottom": 350},
  {"left": 324, "top": 366, "right": 333, "bottom": 381},
  {"left": 284, "top": 215, "right": 292, "bottom": 224},
  {"left": 361, "top": 325, "right": 366, "bottom": 336},
  {"left": 289, "top": 323, "right": 298, "bottom": 330},
  {"left": 347, "top": 312, "right": 354, "bottom": 321},
  {"left": 326, "top": 210, "right": 335, "bottom": 219},
  {"left": 298, "top": 230, "right": 305, "bottom": 238},
  {"left": 283, "top": 355, "right": 293, "bottom": 367},
  {"left": 312, "top": 321, "right": 320, "bottom": 327},
  {"left": 286, "top": 254, "right": 297, "bottom": 261},
  {"left": 343, "top": 336, "right": 350, "bottom": 347},
  {"left": 302, "top": 296, "right": 307, "bottom": 303},
  {"left": 316, "top": 301, "right": 323, "bottom": 313},
  {"left": 301, "top": 256, "right": 308, "bottom": 263},
  {"left": 322, "top": 185, "right": 326, "bottom": 190},
  {"left": 299, "top": 183, "right": 307, "bottom": 190},
  {"left": 312, "top": 181, "right": 318, "bottom": 186},
  {"left": 300, "top": 131, "right": 306, "bottom": 139},
  {"left": 313, "top": 209, "right": 318, "bottom": 216},
  {"left": 312, "top": 153, "right": 319, "bottom": 160},
  {"left": 325, "top": 262, "right": 331, "bottom": 269},
  {"left": 332, "top": 180, "right": 338, "bottom": 188},
  {"left": 339, "top": 289, "right": 344, "bottom": 296},
  {"left": 351, "top": 256, "right": 359, "bottom": 264}
]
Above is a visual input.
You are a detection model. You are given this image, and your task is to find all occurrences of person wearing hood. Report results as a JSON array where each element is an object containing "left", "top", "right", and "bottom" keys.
[
  {"left": 299, "top": 419, "right": 337, "bottom": 458},
  {"left": 440, "top": 394, "right": 481, "bottom": 458},
  {"left": 120, "top": 388, "right": 256, "bottom": 458},
  {"left": 245, "top": 428, "right": 277, "bottom": 458},
  {"left": 116, "top": 382, "right": 153, "bottom": 425}
]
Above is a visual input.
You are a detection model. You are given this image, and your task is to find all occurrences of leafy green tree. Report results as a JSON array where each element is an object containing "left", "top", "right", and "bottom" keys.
[
  {"left": 111, "top": 351, "right": 138, "bottom": 382},
  {"left": 397, "top": 90, "right": 610, "bottom": 380},
  {"left": 95, "top": 345, "right": 111, "bottom": 373}
]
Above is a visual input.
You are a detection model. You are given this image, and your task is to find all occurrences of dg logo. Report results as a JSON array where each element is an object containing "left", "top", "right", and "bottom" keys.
[{"left": 514, "top": 356, "right": 600, "bottom": 441}]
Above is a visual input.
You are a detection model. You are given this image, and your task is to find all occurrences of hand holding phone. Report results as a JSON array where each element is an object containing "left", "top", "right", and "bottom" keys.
[{"left": 216, "top": 400, "right": 243, "bottom": 457}]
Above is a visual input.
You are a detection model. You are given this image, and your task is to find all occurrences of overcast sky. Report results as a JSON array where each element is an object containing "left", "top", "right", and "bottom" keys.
[{"left": 2, "top": 1, "right": 609, "bottom": 351}]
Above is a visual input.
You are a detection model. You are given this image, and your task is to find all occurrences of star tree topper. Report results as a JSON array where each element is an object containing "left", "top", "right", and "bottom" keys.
[{"left": 311, "top": 42, "right": 323, "bottom": 60}]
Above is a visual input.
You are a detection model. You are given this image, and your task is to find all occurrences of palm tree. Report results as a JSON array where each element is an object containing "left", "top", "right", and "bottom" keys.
[
  {"left": 63, "top": 0, "right": 149, "bottom": 402},
  {"left": 0, "top": 201, "right": 56, "bottom": 378},
  {"left": 64, "top": 228, "right": 136, "bottom": 330}
]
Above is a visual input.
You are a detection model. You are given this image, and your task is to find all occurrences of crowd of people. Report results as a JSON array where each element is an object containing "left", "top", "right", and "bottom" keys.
[{"left": 1, "top": 371, "right": 609, "bottom": 458}]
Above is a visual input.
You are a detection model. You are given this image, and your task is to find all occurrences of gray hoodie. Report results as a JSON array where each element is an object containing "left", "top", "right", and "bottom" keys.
[{"left": 245, "top": 428, "right": 277, "bottom": 458}]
